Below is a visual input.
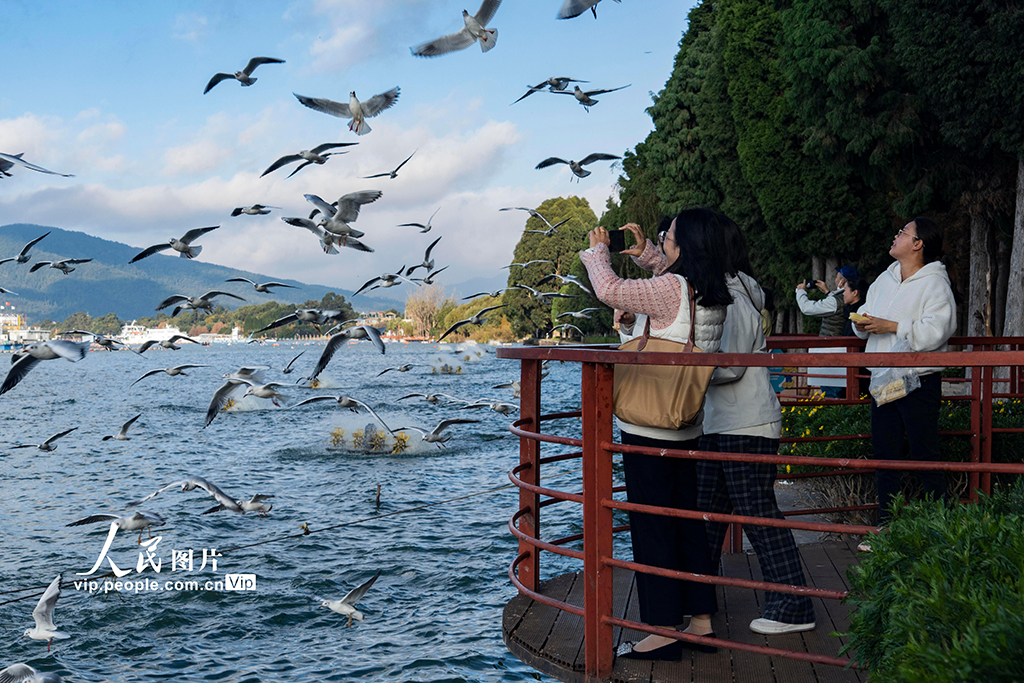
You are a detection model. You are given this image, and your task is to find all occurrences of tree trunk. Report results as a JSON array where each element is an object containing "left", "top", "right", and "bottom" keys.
[
  {"left": 1003, "top": 159, "right": 1024, "bottom": 337},
  {"left": 967, "top": 212, "right": 992, "bottom": 337},
  {"left": 994, "top": 231, "right": 1010, "bottom": 336},
  {"left": 824, "top": 256, "right": 839, "bottom": 290},
  {"left": 812, "top": 255, "right": 824, "bottom": 284}
]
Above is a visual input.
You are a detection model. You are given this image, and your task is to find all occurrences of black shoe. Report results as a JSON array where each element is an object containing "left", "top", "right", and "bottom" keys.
[
  {"left": 616, "top": 640, "right": 684, "bottom": 661},
  {"left": 679, "top": 630, "right": 718, "bottom": 654}
]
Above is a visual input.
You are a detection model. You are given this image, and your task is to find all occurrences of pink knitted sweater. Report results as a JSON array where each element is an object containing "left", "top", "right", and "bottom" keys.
[{"left": 579, "top": 241, "right": 680, "bottom": 329}]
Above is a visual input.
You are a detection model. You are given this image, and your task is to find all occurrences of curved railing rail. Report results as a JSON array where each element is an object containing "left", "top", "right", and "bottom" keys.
[{"left": 497, "top": 339, "right": 1024, "bottom": 679}]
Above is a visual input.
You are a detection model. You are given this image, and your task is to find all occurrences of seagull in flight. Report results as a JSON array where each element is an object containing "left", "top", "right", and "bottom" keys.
[
  {"left": 398, "top": 206, "right": 439, "bottom": 233},
  {"left": 131, "top": 364, "right": 209, "bottom": 387},
  {"left": 377, "top": 363, "right": 427, "bottom": 377},
  {"left": 254, "top": 308, "right": 351, "bottom": 334},
  {"left": 0, "top": 152, "right": 74, "bottom": 178},
  {"left": 309, "top": 325, "right": 385, "bottom": 380},
  {"left": 128, "top": 475, "right": 245, "bottom": 513},
  {"left": 0, "top": 231, "right": 50, "bottom": 265},
  {"left": 406, "top": 236, "right": 442, "bottom": 276},
  {"left": 281, "top": 216, "right": 347, "bottom": 254},
  {"left": 59, "top": 330, "right": 127, "bottom": 351},
  {"left": 397, "top": 392, "right": 465, "bottom": 406},
  {"left": 156, "top": 290, "right": 245, "bottom": 316},
  {"left": 130, "top": 226, "right": 219, "bottom": 263},
  {"left": 260, "top": 142, "right": 357, "bottom": 178},
  {"left": 132, "top": 334, "right": 204, "bottom": 354},
  {"left": 363, "top": 150, "right": 415, "bottom": 179},
  {"left": 29, "top": 258, "right": 91, "bottom": 275},
  {"left": 0, "top": 662, "right": 66, "bottom": 682},
  {"left": 321, "top": 571, "right": 382, "bottom": 627},
  {"left": 557, "top": 0, "right": 621, "bottom": 19},
  {"left": 204, "top": 56, "right": 285, "bottom": 94},
  {"left": 553, "top": 322, "right": 585, "bottom": 338},
  {"left": 556, "top": 306, "right": 603, "bottom": 320},
  {"left": 411, "top": 0, "right": 502, "bottom": 57},
  {"left": 203, "top": 494, "right": 275, "bottom": 516},
  {"left": 511, "top": 77, "right": 589, "bottom": 104},
  {"left": 536, "top": 153, "right": 620, "bottom": 180},
  {"left": 502, "top": 259, "right": 553, "bottom": 270},
  {"left": 22, "top": 575, "right": 68, "bottom": 652},
  {"left": 231, "top": 204, "right": 282, "bottom": 216},
  {"left": 279, "top": 351, "right": 305, "bottom": 375},
  {"left": 501, "top": 204, "right": 572, "bottom": 231},
  {"left": 437, "top": 305, "right": 505, "bottom": 342},
  {"left": 394, "top": 418, "right": 480, "bottom": 448},
  {"left": 1, "top": 340, "right": 90, "bottom": 397},
  {"left": 304, "top": 190, "right": 383, "bottom": 243},
  {"left": 66, "top": 509, "right": 165, "bottom": 544},
  {"left": 513, "top": 284, "right": 581, "bottom": 303},
  {"left": 102, "top": 413, "right": 142, "bottom": 441},
  {"left": 225, "top": 277, "right": 297, "bottom": 294},
  {"left": 292, "top": 394, "right": 392, "bottom": 432},
  {"left": 352, "top": 265, "right": 417, "bottom": 297},
  {"left": 295, "top": 88, "right": 400, "bottom": 136},
  {"left": 551, "top": 84, "right": 630, "bottom": 111},
  {"left": 13, "top": 427, "right": 78, "bottom": 452},
  {"left": 539, "top": 273, "right": 594, "bottom": 295},
  {"left": 412, "top": 265, "right": 448, "bottom": 285},
  {"left": 462, "top": 287, "right": 509, "bottom": 300}
]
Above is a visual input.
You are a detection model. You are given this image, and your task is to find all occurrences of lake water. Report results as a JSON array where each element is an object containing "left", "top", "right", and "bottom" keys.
[{"left": 0, "top": 339, "right": 591, "bottom": 682}]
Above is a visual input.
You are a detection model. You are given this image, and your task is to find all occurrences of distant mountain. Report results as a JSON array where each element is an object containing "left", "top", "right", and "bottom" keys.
[{"left": 0, "top": 224, "right": 403, "bottom": 321}]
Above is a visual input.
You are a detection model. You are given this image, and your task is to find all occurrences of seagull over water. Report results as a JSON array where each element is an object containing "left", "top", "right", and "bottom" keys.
[
  {"left": 352, "top": 265, "right": 417, "bottom": 297},
  {"left": 23, "top": 574, "right": 68, "bottom": 652},
  {"left": 204, "top": 494, "right": 275, "bottom": 516},
  {"left": 0, "top": 662, "right": 65, "bottom": 682},
  {"left": 13, "top": 427, "right": 78, "bottom": 452},
  {"left": 130, "top": 226, "right": 219, "bottom": 263},
  {"left": 133, "top": 334, "right": 204, "bottom": 354},
  {"left": 292, "top": 394, "right": 392, "bottom": 432},
  {"left": 536, "top": 153, "right": 621, "bottom": 180},
  {"left": 254, "top": 308, "right": 351, "bottom": 334},
  {"left": 364, "top": 150, "right": 415, "bottom": 179},
  {"left": 156, "top": 290, "right": 245, "bottom": 316},
  {"left": 128, "top": 475, "right": 245, "bottom": 514},
  {"left": 225, "top": 277, "right": 297, "bottom": 293},
  {"left": 280, "top": 351, "right": 305, "bottom": 375},
  {"left": 260, "top": 142, "right": 357, "bottom": 178},
  {"left": 231, "top": 204, "right": 282, "bottom": 216},
  {"left": 0, "top": 152, "right": 74, "bottom": 178},
  {"left": 295, "top": 88, "right": 400, "bottom": 136},
  {"left": 394, "top": 418, "right": 480, "bottom": 448},
  {"left": 102, "top": 413, "right": 142, "bottom": 441},
  {"left": 131, "top": 364, "right": 209, "bottom": 387},
  {"left": 437, "top": 305, "right": 505, "bottom": 342},
  {"left": 309, "top": 325, "right": 385, "bottom": 380},
  {"left": 204, "top": 56, "right": 285, "bottom": 94},
  {"left": 1, "top": 340, "right": 90, "bottom": 397},
  {"left": 321, "top": 570, "right": 381, "bottom": 627},
  {"left": 411, "top": 0, "right": 502, "bottom": 57},
  {"left": 0, "top": 231, "right": 49, "bottom": 265},
  {"left": 66, "top": 509, "right": 165, "bottom": 544},
  {"left": 59, "top": 330, "right": 127, "bottom": 351}
]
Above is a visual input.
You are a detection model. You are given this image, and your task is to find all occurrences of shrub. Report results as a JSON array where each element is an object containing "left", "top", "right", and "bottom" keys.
[{"left": 844, "top": 486, "right": 1024, "bottom": 682}]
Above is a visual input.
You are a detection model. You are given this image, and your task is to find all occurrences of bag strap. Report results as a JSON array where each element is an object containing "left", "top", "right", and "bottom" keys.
[{"left": 635, "top": 280, "right": 697, "bottom": 352}]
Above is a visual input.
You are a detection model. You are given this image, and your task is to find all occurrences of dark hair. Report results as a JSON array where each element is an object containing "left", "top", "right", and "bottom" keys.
[
  {"left": 912, "top": 216, "right": 944, "bottom": 264},
  {"left": 719, "top": 215, "right": 754, "bottom": 278},
  {"left": 846, "top": 276, "right": 868, "bottom": 303},
  {"left": 663, "top": 208, "right": 732, "bottom": 307}
]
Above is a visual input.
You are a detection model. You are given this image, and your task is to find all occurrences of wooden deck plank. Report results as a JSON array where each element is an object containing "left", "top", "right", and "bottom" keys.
[
  {"left": 748, "top": 553, "right": 819, "bottom": 683},
  {"left": 506, "top": 572, "right": 576, "bottom": 656},
  {"left": 720, "top": 552, "right": 776, "bottom": 683},
  {"left": 541, "top": 572, "right": 586, "bottom": 671},
  {"left": 798, "top": 543, "right": 864, "bottom": 683},
  {"left": 611, "top": 571, "right": 658, "bottom": 683},
  {"left": 689, "top": 584, "right": 735, "bottom": 683}
]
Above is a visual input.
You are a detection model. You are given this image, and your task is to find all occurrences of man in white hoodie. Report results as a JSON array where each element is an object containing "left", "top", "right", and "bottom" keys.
[{"left": 853, "top": 216, "right": 957, "bottom": 540}]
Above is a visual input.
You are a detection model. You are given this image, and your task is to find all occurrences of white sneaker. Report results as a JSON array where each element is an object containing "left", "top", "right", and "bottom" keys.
[
  {"left": 749, "top": 618, "right": 816, "bottom": 635},
  {"left": 857, "top": 540, "right": 873, "bottom": 553}
]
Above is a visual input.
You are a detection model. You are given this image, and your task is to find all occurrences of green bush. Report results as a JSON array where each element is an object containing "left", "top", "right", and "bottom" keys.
[{"left": 844, "top": 486, "right": 1024, "bottom": 682}]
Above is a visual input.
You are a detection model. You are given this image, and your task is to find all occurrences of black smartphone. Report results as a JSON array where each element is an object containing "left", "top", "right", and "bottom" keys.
[{"left": 607, "top": 229, "right": 628, "bottom": 253}]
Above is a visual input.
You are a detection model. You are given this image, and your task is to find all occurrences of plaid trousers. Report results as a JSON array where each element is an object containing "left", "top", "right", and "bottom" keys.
[{"left": 696, "top": 434, "right": 814, "bottom": 624}]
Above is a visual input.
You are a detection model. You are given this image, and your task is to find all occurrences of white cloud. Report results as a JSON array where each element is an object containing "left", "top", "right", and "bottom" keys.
[
  {"left": 172, "top": 13, "right": 208, "bottom": 43},
  {"left": 163, "top": 139, "right": 232, "bottom": 176}
]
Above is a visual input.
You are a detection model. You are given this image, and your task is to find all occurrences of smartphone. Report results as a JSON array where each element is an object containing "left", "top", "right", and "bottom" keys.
[{"left": 607, "top": 229, "right": 628, "bottom": 253}]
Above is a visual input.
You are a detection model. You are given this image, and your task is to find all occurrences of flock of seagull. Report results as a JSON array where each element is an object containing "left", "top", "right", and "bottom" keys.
[{"left": 0, "top": 0, "right": 641, "bottom": 675}]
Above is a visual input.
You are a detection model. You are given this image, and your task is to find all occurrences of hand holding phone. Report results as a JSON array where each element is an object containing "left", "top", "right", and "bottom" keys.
[{"left": 607, "top": 229, "right": 628, "bottom": 253}]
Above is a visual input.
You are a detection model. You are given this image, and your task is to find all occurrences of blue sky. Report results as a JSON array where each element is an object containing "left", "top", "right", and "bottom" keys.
[{"left": 0, "top": 0, "right": 698, "bottom": 297}]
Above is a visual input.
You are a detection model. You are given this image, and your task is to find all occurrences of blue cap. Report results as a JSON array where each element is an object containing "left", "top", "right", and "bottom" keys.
[{"left": 837, "top": 265, "right": 859, "bottom": 281}]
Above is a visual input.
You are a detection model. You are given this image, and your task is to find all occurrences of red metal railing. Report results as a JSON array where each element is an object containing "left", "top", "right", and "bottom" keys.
[{"left": 497, "top": 339, "right": 1024, "bottom": 680}]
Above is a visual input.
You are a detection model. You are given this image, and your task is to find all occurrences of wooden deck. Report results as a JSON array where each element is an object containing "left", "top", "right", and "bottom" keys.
[{"left": 503, "top": 540, "right": 865, "bottom": 683}]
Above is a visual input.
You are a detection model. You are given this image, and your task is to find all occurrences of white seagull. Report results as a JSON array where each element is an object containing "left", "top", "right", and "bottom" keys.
[
  {"left": 411, "top": 0, "right": 502, "bottom": 57},
  {"left": 0, "top": 152, "right": 74, "bottom": 178},
  {"left": 553, "top": 322, "right": 585, "bottom": 338},
  {"left": 540, "top": 274, "right": 594, "bottom": 296},
  {"left": 12, "top": 427, "right": 78, "bottom": 452},
  {"left": 294, "top": 88, "right": 400, "bottom": 136},
  {"left": 397, "top": 392, "right": 464, "bottom": 405},
  {"left": 502, "top": 259, "right": 553, "bottom": 270},
  {"left": 131, "top": 364, "right": 209, "bottom": 387},
  {"left": 281, "top": 216, "right": 346, "bottom": 254},
  {"left": 231, "top": 204, "right": 282, "bottom": 216},
  {"left": 0, "top": 231, "right": 50, "bottom": 265},
  {"left": 204, "top": 56, "right": 285, "bottom": 94},
  {"left": 23, "top": 575, "right": 68, "bottom": 652},
  {"left": 29, "top": 258, "right": 91, "bottom": 275},
  {"left": 128, "top": 475, "right": 245, "bottom": 514},
  {"left": 0, "top": 286, "right": 17, "bottom": 295},
  {"left": 437, "top": 305, "right": 505, "bottom": 342},
  {"left": 397, "top": 206, "right": 440, "bottom": 234},
  {"left": 321, "top": 570, "right": 382, "bottom": 627},
  {"left": 462, "top": 287, "right": 510, "bottom": 300},
  {"left": 513, "top": 283, "right": 581, "bottom": 303},
  {"left": 102, "top": 413, "right": 142, "bottom": 441},
  {"left": 1, "top": 340, "right": 90, "bottom": 397},
  {"left": 292, "top": 394, "right": 392, "bottom": 432},
  {"left": 309, "top": 325, "right": 385, "bottom": 380},
  {"left": 557, "top": 0, "right": 621, "bottom": 19},
  {"left": 352, "top": 265, "right": 417, "bottom": 297},
  {"left": 156, "top": 290, "right": 245, "bottom": 316},
  {"left": 377, "top": 363, "right": 427, "bottom": 377},
  {"left": 260, "top": 142, "right": 357, "bottom": 178},
  {"left": 501, "top": 205, "right": 570, "bottom": 231},
  {"left": 133, "top": 334, "right": 204, "bottom": 354},
  {"left": 394, "top": 418, "right": 480, "bottom": 448},
  {"left": 304, "top": 191, "right": 383, "bottom": 243},
  {"left": 406, "top": 236, "right": 442, "bottom": 276},
  {"left": 363, "top": 150, "right": 416, "bottom": 179},
  {"left": 130, "top": 226, "right": 219, "bottom": 263},
  {"left": 203, "top": 494, "right": 275, "bottom": 516},
  {"left": 66, "top": 509, "right": 165, "bottom": 544},
  {"left": 225, "top": 277, "right": 297, "bottom": 293},
  {"left": 511, "top": 77, "right": 589, "bottom": 104},
  {"left": 536, "top": 153, "right": 621, "bottom": 180},
  {"left": 254, "top": 308, "right": 351, "bottom": 334},
  {"left": 412, "top": 265, "right": 448, "bottom": 285},
  {"left": 556, "top": 306, "right": 603, "bottom": 320},
  {"left": 59, "top": 329, "right": 127, "bottom": 351},
  {"left": 280, "top": 351, "right": 305, "bottom": 375},
  {"left": 0, "top": 662, "right": 65, "bottom": 683},
  {"left": 551, "top": 84, "right": 630, "bottom": 111}
]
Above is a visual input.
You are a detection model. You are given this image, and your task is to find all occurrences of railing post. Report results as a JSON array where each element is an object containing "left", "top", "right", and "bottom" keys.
[
  {"left": 846, "top": 343, "right": 858, "bottom": 398},
  {"left": 582, "top": 361, "right": 615, "bottom": 680},
  {"left": 982, "top": 355, "right": 994, "bottom": 496},
  {"left": 970, "top": 358, "right": 982, "bottom": 503},
  {"left": 517, "top": 358, "right": 542, "bottom": 592}
]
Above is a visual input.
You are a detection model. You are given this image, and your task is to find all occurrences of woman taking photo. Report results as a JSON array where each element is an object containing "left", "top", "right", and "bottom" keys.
[{"left": 580, "top": 208, "right": 732, "bottom": 661}]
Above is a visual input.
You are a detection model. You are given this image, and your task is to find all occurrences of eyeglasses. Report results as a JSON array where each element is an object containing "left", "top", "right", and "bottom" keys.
[
  {"left": 897, "top": 227, "right": 922, "bottom": 242},
  {"left": 657, "top": 230, "right": 668, "bottom": 245}
]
